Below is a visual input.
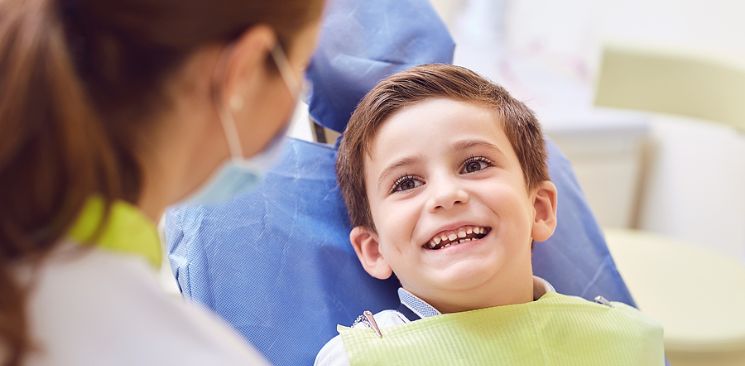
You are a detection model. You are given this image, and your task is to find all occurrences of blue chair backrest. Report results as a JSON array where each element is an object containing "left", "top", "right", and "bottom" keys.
[{"left": 164, "top": 0, "right": 635, "bottom": 364}]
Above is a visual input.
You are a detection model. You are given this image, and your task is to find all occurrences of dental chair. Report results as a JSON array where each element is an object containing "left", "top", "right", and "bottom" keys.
[{"left": 163, "top": 1, "right": 636, "bottom": 365}]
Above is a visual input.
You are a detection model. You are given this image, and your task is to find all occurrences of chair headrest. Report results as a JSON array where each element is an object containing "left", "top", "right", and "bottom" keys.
[{"left": 306, "top": 0, "right": 455, "bottom": 133}]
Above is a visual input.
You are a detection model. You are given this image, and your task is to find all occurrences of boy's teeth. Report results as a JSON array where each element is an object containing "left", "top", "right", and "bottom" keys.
[{"left": 425, "top": 226, "right": 490, "bottom": 250}]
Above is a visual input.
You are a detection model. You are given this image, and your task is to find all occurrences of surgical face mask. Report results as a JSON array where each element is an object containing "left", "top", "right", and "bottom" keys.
[{"left": 181, "top": 44, "right": 302, "bottom": 206}]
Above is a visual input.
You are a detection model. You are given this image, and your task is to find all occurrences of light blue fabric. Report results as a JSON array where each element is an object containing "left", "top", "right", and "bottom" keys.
[
  {"left": 164, "top": 0, "right": 636, "bottom": 365},
  {"left": 166, "top": 138, "right": 398, "bottom": 365}
]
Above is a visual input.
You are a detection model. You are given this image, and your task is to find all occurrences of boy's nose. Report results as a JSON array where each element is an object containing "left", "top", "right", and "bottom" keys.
[{"left": 427, "top": 179, "right": 469, "bottom": 212}]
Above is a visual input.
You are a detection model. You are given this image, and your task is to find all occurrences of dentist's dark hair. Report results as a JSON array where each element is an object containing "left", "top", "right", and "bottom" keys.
[{"left": 0, "top": 0, "right": 323, "bottom": 364}]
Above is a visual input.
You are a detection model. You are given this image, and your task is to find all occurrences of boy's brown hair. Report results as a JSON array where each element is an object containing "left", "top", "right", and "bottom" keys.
[{"left": 336, "top": 64, "right": 549, "bottom": 230}]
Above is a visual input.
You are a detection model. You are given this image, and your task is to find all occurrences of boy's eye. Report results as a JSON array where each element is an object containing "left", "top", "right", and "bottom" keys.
[
  {"left": 461, "top": 156, "right": 493, "bottom": 174},
  {"left": 391, "top": 175, "right": 424, "bottom": 193}
]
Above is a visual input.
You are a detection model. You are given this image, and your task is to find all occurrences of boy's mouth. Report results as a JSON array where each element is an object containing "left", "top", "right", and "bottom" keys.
[{"left": 423, "top": 225, "right": 492, "bottom": 250}]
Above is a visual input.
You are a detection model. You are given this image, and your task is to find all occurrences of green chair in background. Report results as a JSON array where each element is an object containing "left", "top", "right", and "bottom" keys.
[{"left": 595, "top": 44, "right": 745, "bottom": 131}]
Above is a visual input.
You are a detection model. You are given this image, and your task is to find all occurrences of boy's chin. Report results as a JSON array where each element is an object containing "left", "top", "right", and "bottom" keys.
[{"left": 429, "top": 267, "right": 502, "bottom": 293}]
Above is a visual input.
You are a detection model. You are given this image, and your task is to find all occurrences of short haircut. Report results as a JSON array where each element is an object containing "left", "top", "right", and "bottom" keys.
[{"left": 336, "top": 64, "right": 549, "bottom": 230}]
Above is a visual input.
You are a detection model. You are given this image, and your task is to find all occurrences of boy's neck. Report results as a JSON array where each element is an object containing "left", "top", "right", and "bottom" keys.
[{"left": 406, "top": 273, "right": 535, "bottom": 314}]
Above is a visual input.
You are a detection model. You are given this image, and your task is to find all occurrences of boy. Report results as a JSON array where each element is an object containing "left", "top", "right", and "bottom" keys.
[{"left": 316, "top": 64, "right": 663, "bottom": 365}]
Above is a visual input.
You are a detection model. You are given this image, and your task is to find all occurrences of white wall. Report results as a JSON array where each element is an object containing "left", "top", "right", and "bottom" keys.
[
  {"left": 595, "top": 0, "right": 745, "bottom": 65},
  {"left": 638, "top": 116, "right": 745, "bottom": 259}
]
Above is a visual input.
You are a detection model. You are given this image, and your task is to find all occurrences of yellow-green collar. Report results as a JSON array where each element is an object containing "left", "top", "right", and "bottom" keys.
[{"left": 68, "top": 197, "right": 162, "bottom": 269}]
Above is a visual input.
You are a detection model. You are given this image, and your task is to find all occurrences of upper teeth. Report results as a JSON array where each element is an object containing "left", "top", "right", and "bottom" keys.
[{"left": 426, "top": 225, "right": 488, "bottom": 249}]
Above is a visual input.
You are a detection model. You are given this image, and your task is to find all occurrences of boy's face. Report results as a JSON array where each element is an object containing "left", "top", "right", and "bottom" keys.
[{"left": 350, "top": 98, "right": 557, "bottom": 311}]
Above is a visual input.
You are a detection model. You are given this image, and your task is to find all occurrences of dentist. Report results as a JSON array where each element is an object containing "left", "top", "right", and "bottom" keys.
[{"left": 0, "top": 0, "right": 322, "bottom": 365}]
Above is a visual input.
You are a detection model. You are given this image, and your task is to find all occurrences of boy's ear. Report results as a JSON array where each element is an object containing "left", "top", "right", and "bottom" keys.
[
  {"left": 349, "top": 226, "right": 393, "bottom": 280},
  {"left": 531, "top": 180, "right": 558, "bottom": 243}
]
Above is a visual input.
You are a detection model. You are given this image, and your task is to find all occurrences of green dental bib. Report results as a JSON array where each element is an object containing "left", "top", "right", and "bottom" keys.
[{"left": 339, "top": 292, "right": 664, "bottom": 366}]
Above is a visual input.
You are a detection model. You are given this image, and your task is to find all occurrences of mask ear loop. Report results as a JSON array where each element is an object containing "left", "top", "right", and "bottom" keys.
[
  {"left": 210, "top": 44, "right": 245, "bottom": 160},
  {"left": 270, "top": 44, "right": 302, "bottom": 99},
  {"left": 211, "top": 41, "right": 299, "bottom": 161}
]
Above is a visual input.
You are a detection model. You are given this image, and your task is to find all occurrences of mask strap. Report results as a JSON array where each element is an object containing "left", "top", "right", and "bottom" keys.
[
  {"left": 219, "top": 103, "right": 245, "bottom": 160},
  {"left": 214, "top": 42, "right": 300, "bottom": 161},
  {"left": 211, "top": 44, "right": 245, "bottom": 160},
  {"left": 270, "top": 44, "right": 303, "bottom": 99}
]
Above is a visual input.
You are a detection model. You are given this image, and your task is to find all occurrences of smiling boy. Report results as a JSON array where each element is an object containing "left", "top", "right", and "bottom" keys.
[{"left": 315, "top": 64, "right": 663, "bottom": 365}]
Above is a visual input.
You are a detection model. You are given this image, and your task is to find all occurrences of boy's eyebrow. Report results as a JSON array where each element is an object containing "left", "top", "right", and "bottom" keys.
[
  {"left": 452, "top": 139, "right": 504, "bottom": 155},
  {"left": 377, "top": 156, "right": 420, "bottom": 188}
]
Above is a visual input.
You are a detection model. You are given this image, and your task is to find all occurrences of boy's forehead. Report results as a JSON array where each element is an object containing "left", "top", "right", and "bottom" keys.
[{"left": 365, "top": 98, "right": 505, "bottom": 162}]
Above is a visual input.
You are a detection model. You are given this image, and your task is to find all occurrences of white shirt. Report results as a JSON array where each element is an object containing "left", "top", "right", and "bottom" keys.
[
  {"left": 19, "top": 244, "right": 269, "bottom": 366},
  {"left": 314, "top": 276, "right": 555, "bottom": 366}
]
